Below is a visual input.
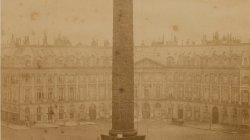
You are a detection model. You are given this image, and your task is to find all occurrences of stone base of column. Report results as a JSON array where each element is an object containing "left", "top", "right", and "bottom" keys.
[
  {"left": 109, "top": 129, "right": 138, "bottom": 137},
  {"left": 101, "top": 135, "right": 146, "bottom": 140}
]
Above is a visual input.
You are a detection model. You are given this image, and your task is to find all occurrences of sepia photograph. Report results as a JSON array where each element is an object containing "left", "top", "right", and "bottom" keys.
[{"left": 1, "top": 0, "right": 250, "bottom": 140}]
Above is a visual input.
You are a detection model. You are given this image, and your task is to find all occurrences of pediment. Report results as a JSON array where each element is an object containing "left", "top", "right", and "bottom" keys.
[{"left": 135, "top": 58, "right": 165, "bottom": 68}]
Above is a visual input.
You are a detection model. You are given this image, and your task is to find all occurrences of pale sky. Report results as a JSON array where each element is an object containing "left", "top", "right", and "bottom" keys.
[{"left": 2, "top": 0, "right": 250, "bottom": 45}]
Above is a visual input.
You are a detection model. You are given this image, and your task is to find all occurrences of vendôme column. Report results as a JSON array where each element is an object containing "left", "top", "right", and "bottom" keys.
[
  {"left": 101, "top": 0, "right": 145, "bottom": 139},
  {"left": 110, "top": 0, "right": 135, "bottom": 136}
]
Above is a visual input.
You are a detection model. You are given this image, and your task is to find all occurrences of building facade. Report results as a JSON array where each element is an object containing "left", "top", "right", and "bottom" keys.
[{"left": 1, "top": 43, "right": 250, "bottom": 127}]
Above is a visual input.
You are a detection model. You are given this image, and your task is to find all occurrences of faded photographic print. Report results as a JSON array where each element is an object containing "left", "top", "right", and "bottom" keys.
[{"left": 1, "top": 0, "right": 250, "bottom": 140}]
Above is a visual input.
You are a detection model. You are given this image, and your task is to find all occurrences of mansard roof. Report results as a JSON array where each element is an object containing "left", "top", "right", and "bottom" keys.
[{"left": 1, "top": 45, "right": 250, "bottom": 68}]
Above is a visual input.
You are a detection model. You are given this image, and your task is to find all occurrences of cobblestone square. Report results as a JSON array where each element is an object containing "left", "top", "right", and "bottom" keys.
[{"left": 2, "top": 120, "right": 250, "bottom": 140}]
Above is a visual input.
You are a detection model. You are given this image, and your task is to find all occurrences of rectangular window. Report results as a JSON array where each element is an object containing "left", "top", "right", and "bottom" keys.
[
  {"left": 58, "top": 87, "right": 64, "bottom": 101},
  {"left": 4, "top": 76, "right": 8, "bottom": 84},
  {"left": 231, "top": 87, "right": 240, "bottom": 104},
  {"left": 48, "top": 88, "right": 54, "bottom": 100},
  {"left": 24, "top": 74, "right": 30, "bottom": 84},
  {"left": 48, "top": 107, "right": 53, "bottom": 121},
  {"left": 37, "top": 88, "right": 43, "bottom": 101},
  {"left": 179, "top": 85, "right": 184, "bottom": 99},
  {"left": 24, "top": 88, "right": 30, "bottom": 103},
  {"left": 68, "top": 75, "right": 76, "bottom": 83},
  {"left": 88, "top": 84, "right": 96, "bottom": 100},
  {"left": 242, "top": 90, "right": 249, "bottom": 105},
  {"left": 59, "top": 106, "right": 64, "bottom": 119},
  {"left": 37, "top": 107, "right": 42, "bottom": 121},
  {"left": 169, "top": 87, "right": 174, "bottom": 99},
  {"left": 221, "top": 86, "right": 229, "bottom": 102},
  {"left": 144, "top": 86, "right": 150, "bottom": 99},
  {"left": 37, "top": 115, "right": 41, "bottom": 121},
  {"left": 99, "top": 85, "right": 106, "bottom": 100},
  {"left": 185, "top": 85, "right": 192, "bottom": 100},
  {"left": 70, "top": 112, "right": 74, "bottom": 119},
  {"left": 59, "top": 113, "right": 64, "bottom": 119},
  {"left": 36, "top": 75, "right": 42, "bottom": 84},
  {"left": 155, "top": 85, "right": 161, "bottom": 99},
  {"left": 232, "top": 76, "right": 239, "bottom": 85},
  {"left": 134, "top": 84, "right": 139, "bottom": 99},
  {"left": 69, "top": 87, "right": 75, "bottom": 100},
  {"left": 58, "top": 75, "right": 64, "bottom": 84},
  {"left": 79, "top": 86, "right": 87, "bottom": 100},
  {"left": 212, "top": 86, "right": 220, "bottom": 102},
  {"left": 203, "top": 86, "right": 209, "bottom": 101},
  {"left": 47, "top": 75, "right": 54, "bottom": 84}
]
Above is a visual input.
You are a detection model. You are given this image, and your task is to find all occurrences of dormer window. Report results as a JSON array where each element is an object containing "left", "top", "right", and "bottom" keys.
[
  {"left": 243, "top": 57, "right": 248, "bottom": 65},
  {"left": 58, "top": 75, "right": 65, "bottom": 84},
  {"left": 167, "top": 56, "right": 175, "bottom": 66},
  {"left": 48, "top": 75, "right": 53, "bottom": 83},
  {"left": 242, "top": 76, "right": 250, "bottom": 85}
]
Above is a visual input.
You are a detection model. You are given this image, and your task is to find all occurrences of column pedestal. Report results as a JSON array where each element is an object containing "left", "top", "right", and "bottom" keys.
[
  {"left": 109, "top": 129, "right": 137, "bottom": 137},
  {"left": 101, "top": 135, "right": 145, "bottom": 140}
]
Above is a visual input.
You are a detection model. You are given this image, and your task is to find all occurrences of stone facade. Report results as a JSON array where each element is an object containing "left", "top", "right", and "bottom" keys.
[{"left": 1, "top": 44, "right": 250, "bottom": 127}]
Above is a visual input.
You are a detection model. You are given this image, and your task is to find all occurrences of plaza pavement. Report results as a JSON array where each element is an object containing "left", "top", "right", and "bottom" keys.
[{"left": 1, "top": 120, "right": 250, "bottom": 140}]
